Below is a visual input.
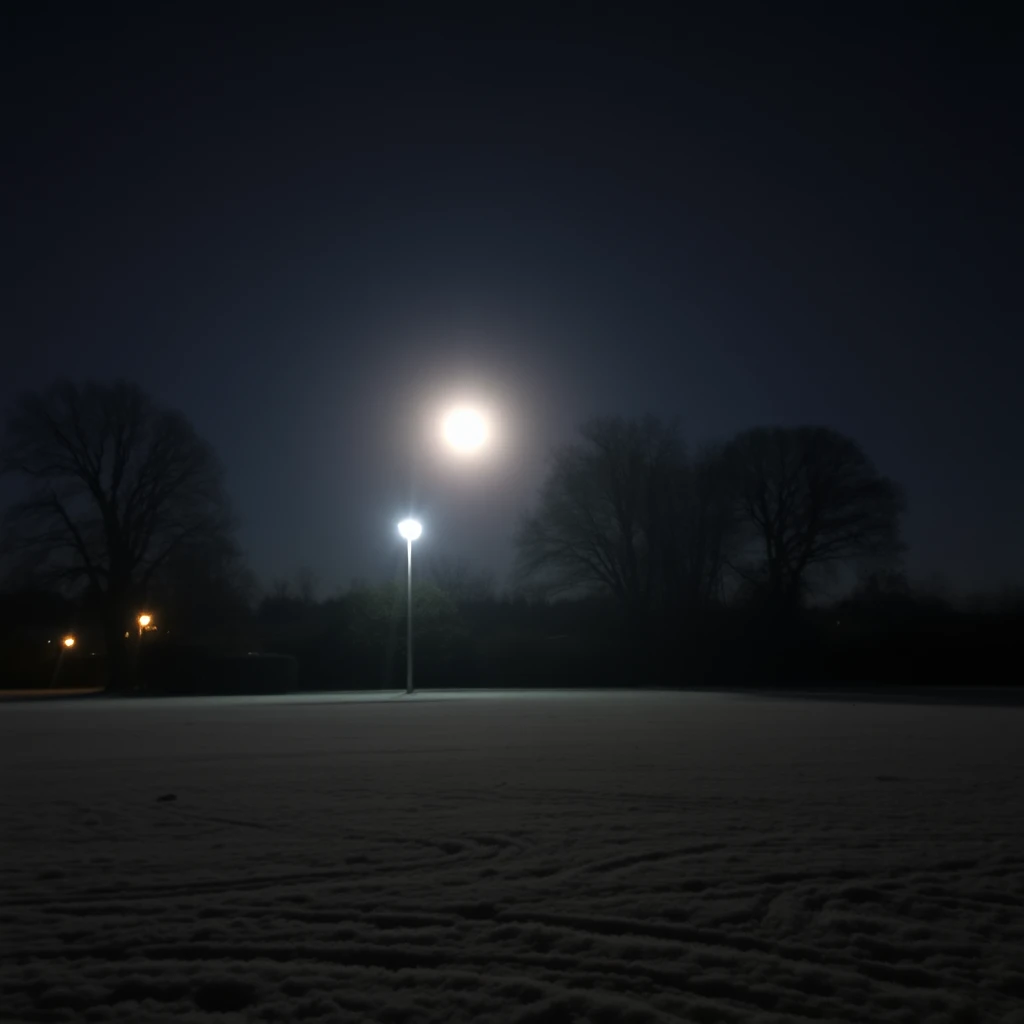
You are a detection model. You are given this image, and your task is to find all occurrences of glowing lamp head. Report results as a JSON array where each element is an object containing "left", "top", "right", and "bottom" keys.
[
  {"left": 397, "top": 518, "right": 423, "bottom": 541},
  {"left": 442, "top": 406, "right": 488, "bottom": 454},
  {"left": 138, "top": 614, "right": 152, "bottom": 628},
  {"left": 62, "top": 635, "right": 75, "bottom": 648}
]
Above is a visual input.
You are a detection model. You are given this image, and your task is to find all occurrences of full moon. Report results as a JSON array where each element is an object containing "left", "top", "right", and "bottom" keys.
[{"left": 441, "top": 406, "right": 489, "bottom": 454}]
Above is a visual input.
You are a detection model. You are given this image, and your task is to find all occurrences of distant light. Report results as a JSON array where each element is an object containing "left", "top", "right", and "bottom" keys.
[
  {"left": 63, "top": 635, "right": 75, "bottom": 648},
  {"left": 442, "top": 406, "right": 488, "bottom": 454},
  {"left": 138, "top": 613, "right": 152, "bottom": 627},
  {"left": 398, "top": 518, "right": 423, "bottom": 541}
]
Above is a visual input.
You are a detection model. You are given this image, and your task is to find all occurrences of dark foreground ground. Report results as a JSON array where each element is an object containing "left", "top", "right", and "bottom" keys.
[{"left": 2, "top": 690, "right": 1023, "bottom": 1023}]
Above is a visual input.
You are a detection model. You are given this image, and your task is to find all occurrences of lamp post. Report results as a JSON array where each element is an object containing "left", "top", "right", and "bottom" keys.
[
  {"left": 397, "top": 518, "right": 422, "bottom": 694},
  {"left": 392, "top": 403, "right": 488, "bottom": 694},
  {"left": 137, "top": 613, "right": 152, "bottom": 640}
]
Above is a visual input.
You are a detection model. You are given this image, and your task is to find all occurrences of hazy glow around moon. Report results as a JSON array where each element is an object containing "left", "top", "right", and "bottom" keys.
[{"left": 442, "top": 406, "right": 489, "bottom": 453}]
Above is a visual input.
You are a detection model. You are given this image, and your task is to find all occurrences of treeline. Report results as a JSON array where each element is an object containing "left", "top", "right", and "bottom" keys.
[
  {"left": 225, "top": 568, "right": 1024, "bottom": 691},
  {"left": 0, "top": 380, "right": 1020, "bottom": 692},
  {"left": 3, "top": 567, "right": 1020, "bottom": 692}
]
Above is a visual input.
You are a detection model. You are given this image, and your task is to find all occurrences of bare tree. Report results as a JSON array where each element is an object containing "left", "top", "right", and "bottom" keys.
[
  {"left": 293, "top": 566, "right": 320, "bottom": 604},
  {"left": 425, "top": 556, "right": 495, "bottom": 607},
  {"left": 148, "top": 532, "right": 255, "bottom": 646},
  {"left": 650, "top": 443, "right": 736, "bottom": 613},
  {"left": 515, "top": 416, "right": 734, "bottom": 627},
  {"left": 725, "top": 426, "right": 904, "bottom": 609},
  {"left": 1, "top": 380, "right": 236, "bottom": 688}
]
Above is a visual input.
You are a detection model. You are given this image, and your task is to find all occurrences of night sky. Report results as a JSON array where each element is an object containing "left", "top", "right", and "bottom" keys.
[{"left": 4, "top": 9, "right": 1021, "bottom": 592}]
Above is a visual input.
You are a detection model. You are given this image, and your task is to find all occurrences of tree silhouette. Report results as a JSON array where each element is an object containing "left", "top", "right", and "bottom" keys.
[
  {"left": 425, "top": 555, "right": 495, "bottom": 608},
  {"left": 725, "top": 426, "right": 904, "bottom": 609},
  {"left": 1, "top": 379, "right": 236, "bottom": 688},
  {"left": 147, "top": 533, "right": 254, "bottom": 647},
  {"left": 515, "top": 416, "right": 734, "bottom": 628},
  {"left": 345, "top": 580, "right": 468, "bottom": 687}
]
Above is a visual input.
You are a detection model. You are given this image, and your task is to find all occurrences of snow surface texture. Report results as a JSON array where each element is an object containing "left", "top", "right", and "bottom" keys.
[{"left": 2, "top": 690, "right": 1023, "bottom": 1024}]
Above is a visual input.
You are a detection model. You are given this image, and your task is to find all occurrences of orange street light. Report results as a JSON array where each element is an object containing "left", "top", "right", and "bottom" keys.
[{"left": 62, "top": 635, "right": 75, "bottom": 648}]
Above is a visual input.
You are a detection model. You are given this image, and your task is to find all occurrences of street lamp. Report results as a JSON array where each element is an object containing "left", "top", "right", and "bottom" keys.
[
  {"left": 397, "top": 518, "right": 422, "bottom": 694},
  {"left": 51, "top": 634, "right": 76, "bottom": 687},
  {"left": 137, "top": 613, "right": 152, "bottom": 639}
]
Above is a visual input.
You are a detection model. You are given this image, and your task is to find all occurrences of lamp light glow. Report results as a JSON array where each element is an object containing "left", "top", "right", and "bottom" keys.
[{"left": 397, "top": 518, "right": 423, "bottom": 541}]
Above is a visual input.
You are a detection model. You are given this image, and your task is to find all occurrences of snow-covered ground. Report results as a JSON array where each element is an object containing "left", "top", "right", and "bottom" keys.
[{"left": 2, "top": 690, "right": 1023, "bottom": 1023}]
